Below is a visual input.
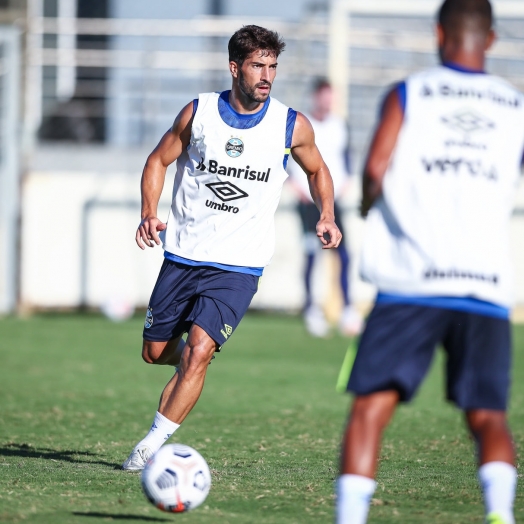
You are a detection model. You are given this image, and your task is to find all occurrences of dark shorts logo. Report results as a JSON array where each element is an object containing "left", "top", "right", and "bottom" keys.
[
  {"left": 144, "top": 307, "right": 153, "bottom": 329},
  {"left": 225, "top": 137, "right": 244, "bottom": 158},
  {"left": 206, "top": 181, "right": 248, "bottom": 202}
]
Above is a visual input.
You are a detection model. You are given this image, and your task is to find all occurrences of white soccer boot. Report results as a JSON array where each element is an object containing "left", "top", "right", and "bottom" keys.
[
  {"left": 304, "top": 305, "right": 329, "bottom": 337},
  {"left": 122, "top": 445, "right": 153, "bottom": 471}
]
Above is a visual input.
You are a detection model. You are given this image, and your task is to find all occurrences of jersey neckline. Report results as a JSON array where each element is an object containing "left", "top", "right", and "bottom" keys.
[
  {"left": 442, "top": 61, "right": 486, "bottom": 75},
  {"left": 217, "top": 90, "right": 271, "bottom": 129}
]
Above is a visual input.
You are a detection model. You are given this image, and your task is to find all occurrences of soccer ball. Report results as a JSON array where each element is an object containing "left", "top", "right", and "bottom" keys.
[{"left": 141, "top": 444, "right": 211, "bottom": 513}]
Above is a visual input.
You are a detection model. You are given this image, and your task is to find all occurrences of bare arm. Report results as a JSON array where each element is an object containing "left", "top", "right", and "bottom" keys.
[
  {"left": 136, "top": 101, "right": 194, "bottom": 249},
  {"left": 291, "top": 112, "right": 342, "bottom": 249},
  {"left": 360, "top": 87, "right": 404, "bottom": 218}
]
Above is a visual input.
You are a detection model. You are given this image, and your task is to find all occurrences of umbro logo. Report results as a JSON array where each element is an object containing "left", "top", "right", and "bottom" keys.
[
  {"left": 220, "top": 324, "right": 233, "bottom": 340},
  {"left": 206, "top": 181, "right": 248, "bottom": 202},
  {"left": 441, "top": 109, "right": 495, "bottom": 135}
]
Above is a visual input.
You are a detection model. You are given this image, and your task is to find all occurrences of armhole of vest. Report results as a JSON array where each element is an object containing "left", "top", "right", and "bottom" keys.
[
  {"left": 397, "top": 81, "right": 407, "bottom": 116},
  {"left": 283, "top": 108, "right": 297, "bottom": 169},
  {"left": 186, "top": 98, "right": 199, "bottom": 151},
  {"left": 380, "top": 82, "right": 406, "bottom": 120}
]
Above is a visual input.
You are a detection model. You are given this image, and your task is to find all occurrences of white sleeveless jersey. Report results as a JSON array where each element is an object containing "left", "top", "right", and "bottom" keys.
[
  {"left": 360, "top": 66, "right": 524, "bottom": 307},
  {"left": 161, "top": 92, "right": 290, "bottom": 268}
]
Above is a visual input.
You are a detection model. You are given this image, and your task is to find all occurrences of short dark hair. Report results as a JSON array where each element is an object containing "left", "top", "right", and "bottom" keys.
[
  {"left": 312, "top": 78, "right": 331, "bottom": 93},
  {"left": 438, "top": 0, "right": 493, "bottom": 35},
  {"left": 228, "top": 25, "right": 286, "bottom": 66}
]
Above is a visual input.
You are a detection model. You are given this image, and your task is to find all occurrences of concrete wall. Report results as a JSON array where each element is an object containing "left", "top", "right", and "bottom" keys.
[
  {"left": 20, "top": 146, "right": 524, "bottom": 317},
  {"left": 20, "top": 146, "right": 374, "bottom": 315}
]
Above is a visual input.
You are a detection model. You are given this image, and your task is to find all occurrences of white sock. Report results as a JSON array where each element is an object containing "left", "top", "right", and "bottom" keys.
[
  {"left": 336, "top": 474, "right": 376, "bottom": 524},
  {"left": 478, "top": 461, "right": 517, "bottom": 524},
  {"left": 135, "top": 411, "right": 180, "bottom": 454}
]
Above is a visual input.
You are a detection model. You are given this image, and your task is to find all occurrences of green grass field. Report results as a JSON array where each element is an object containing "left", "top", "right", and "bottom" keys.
[{"left": 0, "top": 313, "right": 523, "bottom": 523}]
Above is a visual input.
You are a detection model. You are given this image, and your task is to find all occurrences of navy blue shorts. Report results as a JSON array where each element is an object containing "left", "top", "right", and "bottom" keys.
[
  {"left": 143, "top": 259, "right": 259, "bottom": 346},
  {"left": 347, "top": 303, "right": 511, "bottom": 411}
]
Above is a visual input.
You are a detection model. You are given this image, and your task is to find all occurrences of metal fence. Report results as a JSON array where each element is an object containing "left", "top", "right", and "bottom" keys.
[{"left": 23, "top": 1, "right": 524, "bottom": 167}]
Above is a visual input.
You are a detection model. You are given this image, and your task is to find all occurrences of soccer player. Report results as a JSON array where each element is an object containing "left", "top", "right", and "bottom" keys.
[
  {"left": 288, "top": 79, "right": 362, "bottom": 338},
  {"left": 336, "top": 1, "right": 524, "bottom": 523},
  {"left": 122, "top": 25, "right": 342, "bottom": 471}
]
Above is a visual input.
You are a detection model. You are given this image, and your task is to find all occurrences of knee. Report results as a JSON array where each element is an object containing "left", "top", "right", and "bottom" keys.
[
  {"left": 184, "top": 341, "right": 215, "bottom": 372},
  {"left": 467, "top": 409, "right": 508, "bottom": 437},
  {"left": 350, "top": 392, "right": 398, "bottom": 430},
  {"left": 141, "top": 340, "right": 165, "bottom": 364}
]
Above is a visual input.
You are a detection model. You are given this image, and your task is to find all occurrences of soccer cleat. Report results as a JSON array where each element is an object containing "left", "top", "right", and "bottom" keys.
[
  {"left": 122, "top": 445, "right": 153, "bottom": 472},
  {"left": 304, "top": 305, "right": 329, "bottom": 337},
  {"left": 486, "top": 512, "right": 511, "bottom": 524}
]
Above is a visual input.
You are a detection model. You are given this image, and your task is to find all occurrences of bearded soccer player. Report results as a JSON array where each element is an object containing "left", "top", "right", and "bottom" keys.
[
  {"left": 122, "top": 25, "right": 342, "bottom": 471},
  {"left": 336, "top": 1, "right": 524, "bottom": 523}
]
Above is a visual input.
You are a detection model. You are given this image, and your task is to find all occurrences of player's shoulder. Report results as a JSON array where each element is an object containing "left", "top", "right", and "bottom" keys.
[
  {"left": 485, "top": 73, "right": 524, "bottom": 98},
  {"left": 293, "top": 111, "right": 314, "bottom": 131}
]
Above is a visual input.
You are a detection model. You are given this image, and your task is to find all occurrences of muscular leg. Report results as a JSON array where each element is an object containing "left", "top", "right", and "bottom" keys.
[
  {"left": 156, "top": 324, "right": 218, "bottom": 424},
  {"left": 122, "top": 326, "right": 217, "bottom": 470},
  {"left": 142, "top": 335, "right": 185, "bottom": 367},
  {"left": 466, "top": 409, "right": 516, "bottom": 524},
  {"left": 337, "top": 391, "right": 399, "bottom": 524},
  {"left": 466, "top": 409, "right": 514, "bottom": 466},
  {"left": 341, "top": 390, "right": 399, "bottom": 476}
]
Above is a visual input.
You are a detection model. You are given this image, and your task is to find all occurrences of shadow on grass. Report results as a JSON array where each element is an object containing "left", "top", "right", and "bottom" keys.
[
  {"left": 0, "top": 443, "right": 121, "bottom": 469},
  {"left": 73, "top": 513, "right": 171, "bottom": 522}
]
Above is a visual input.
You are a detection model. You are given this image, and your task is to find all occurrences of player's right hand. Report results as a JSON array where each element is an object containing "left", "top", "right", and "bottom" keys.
[{"left": 136, "top": 217, "right": 167, "bottom": 250}]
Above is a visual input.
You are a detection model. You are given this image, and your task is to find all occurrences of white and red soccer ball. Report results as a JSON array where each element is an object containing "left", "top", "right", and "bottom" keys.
[{"left": 141, "top": 444, "right": 211, "bottom": 513}]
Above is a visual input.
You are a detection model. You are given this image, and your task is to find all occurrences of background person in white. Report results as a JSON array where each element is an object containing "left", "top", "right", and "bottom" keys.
[
  {"left": 122, "top": 25, "right": 342, "bottom": 471},
  {"left": 336, "top": 1, "right": 524, "bottom": 523},
  {"left": 288, "top": 79, "right": 362, "bottom": 337}
]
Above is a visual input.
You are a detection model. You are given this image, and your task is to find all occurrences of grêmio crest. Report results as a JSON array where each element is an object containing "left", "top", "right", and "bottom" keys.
[{"left": 225, "top": 137, "right": 244, "bottom": 158}]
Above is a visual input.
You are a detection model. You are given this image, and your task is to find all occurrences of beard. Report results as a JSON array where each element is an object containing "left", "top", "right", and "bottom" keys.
[{"left": 238, "top": 69, "right": 272, "bottom": 103}]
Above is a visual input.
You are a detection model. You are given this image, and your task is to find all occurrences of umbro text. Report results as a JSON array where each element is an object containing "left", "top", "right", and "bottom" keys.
[{"left": 206, "top": 200, "right": 239, "bottom": 213}]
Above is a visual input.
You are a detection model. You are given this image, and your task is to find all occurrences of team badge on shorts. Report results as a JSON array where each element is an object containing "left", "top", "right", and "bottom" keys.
[
  {"left": 225, "top": 137, "right": 244, "bottom": 158},
  {"left": 144, "top": 307, "right": 153, "bottom": 329}
]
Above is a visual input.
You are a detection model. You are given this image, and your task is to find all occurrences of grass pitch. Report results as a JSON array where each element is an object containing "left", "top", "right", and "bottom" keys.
[{"left": 0, "top": 313, "right": 523, "bottom": 523}]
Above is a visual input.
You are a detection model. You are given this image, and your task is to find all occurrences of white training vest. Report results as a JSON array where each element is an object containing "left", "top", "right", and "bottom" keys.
[
  {"left": 289, "top": 113, "right": 348, "bottom": 200},
  {"left": 161, "top": 92, "right": 290, "bottom": 268},
  {"left": 360, "top": 66, "right": 524, "bottom": 307}
]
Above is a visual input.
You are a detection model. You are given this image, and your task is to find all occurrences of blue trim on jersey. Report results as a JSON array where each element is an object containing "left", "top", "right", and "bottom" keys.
[
  {"left": 376, "top": 293, "right": 509, "bottom": 320},
  {"left": 164, "top": 251, "right": 264, "bottom": 277},
  {"left": 396, "top": 81, "right": 406, "bottom": 115},
  {"left": 443, "top": 61, "right": 486, "bottom": 75},
  {"left": 380, "top": 82, "right": 406, "bottom": 118},
  {"left": 283, "top": 108, "right": 297, "bottom": 169},
  {"left": 192, "top": 98, "right": 198, "bottom": 117},
  {"left": 217, "top": 90, "right": 270, "bottom": 129}
]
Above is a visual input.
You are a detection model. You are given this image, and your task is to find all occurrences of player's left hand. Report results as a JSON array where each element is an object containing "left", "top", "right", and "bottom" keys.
[{"left": 316, "top": 218, "right": 342, "bottom": 249}]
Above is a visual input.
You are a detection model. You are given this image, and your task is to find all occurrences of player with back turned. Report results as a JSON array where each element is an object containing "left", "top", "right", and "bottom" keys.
[
  {"left": 121, "top": 25, "right": 342, "bottom": 471},
  {"left": 336, "top": 1, "right": 524, "bottom": 523}
]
